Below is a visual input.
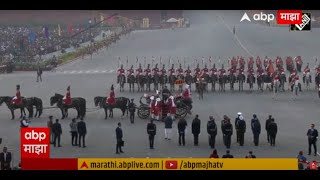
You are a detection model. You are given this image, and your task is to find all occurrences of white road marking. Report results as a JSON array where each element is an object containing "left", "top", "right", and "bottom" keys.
[
  {"left": 85, "top": 70, "right": 91, "bottom": 73},
  {"left": 70, "top": 71, "right": 76, "bottom": 74},
  {"left": 218, "top": 15, "right": 254, "bottom": 57},
  {"left": 110, "top": 70, "right": 115, "bottom": 73}
]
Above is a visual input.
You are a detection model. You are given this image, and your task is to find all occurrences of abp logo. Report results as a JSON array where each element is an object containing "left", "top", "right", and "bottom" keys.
[{"left": 21, "top": 128, "right": 50, "bottom": 159}]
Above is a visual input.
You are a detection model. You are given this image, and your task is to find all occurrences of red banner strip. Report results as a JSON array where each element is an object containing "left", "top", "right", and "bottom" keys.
[{"left": 22, "top": 158, "right": 78, "bottom": 170}]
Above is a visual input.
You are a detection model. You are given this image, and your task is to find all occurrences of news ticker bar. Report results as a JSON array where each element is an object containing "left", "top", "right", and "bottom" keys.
[{"left": 22, "top": 158, "right": 298, "bottom": 170}]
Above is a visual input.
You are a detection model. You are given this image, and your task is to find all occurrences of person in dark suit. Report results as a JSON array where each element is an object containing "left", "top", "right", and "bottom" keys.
[
  {"left": 251, "top": 114, "right": 261, "bottom": 146},
  {"left": 192, "top": 114, "right": 201, "bottom": 146},
  {"left": 0, "top": 147, "right": 12, "bottom": 170},
  {"left": 265, "top": 115, "right": 272, "bottom": 143},
  {"left": 52, "top": 119, "right": 62, "bottom": 147},
  {"left": 128, "top": 99, "right": 136, "bottom": 124},
  {"left": 207, "top": 116, "right": 217, "bottom": 149},
  {"left": 147, "top": 119, "right": 157, "bottom": 149},
  {"left": 268, "top": 118, "right": 277, "bottom": 146},
  {"left": 307, "top": 124, "right": 318, "bottom": 156},
  {"left": 47, "top": 116, "right": 54, "bottom": 144},
  {"left": 77, "top": 119, "right": 87, "bottom": 148},
  {"left": 178, "top": 118, "right": 188, "bottom": 146},
  {"left": 222, "top": 118, "right": 233, "bottom": 149},
  {"left": 116, "top": 122, "right": 124, "bottom": 154},
  {"left": 222, "top": 150, "right": 234, "bottom": 158},
  {"left": 36, "top": 66, "right": 42, "bottom": 82}
]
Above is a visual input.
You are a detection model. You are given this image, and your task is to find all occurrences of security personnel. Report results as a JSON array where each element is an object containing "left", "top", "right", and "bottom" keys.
[
  {"left": 128, "top": 99, "right": 136, "bottom": 124},
  {"left": 207, "top": 116, "right": 217, "bottom": 149},
  {"left": 147, "top": 119, "right": 157, "bottom": 149},
  {"left": 191, "top": 114, "right": 201, "bottom": 146},
  {"left": 222, "top": 118, "right": 233, "bottom": 149},
  {"left": 237, "top": 113, "right": 246, "bottom": 146},
  {"left": 251, "top": 114, "right": 261, "bottom": 146}
]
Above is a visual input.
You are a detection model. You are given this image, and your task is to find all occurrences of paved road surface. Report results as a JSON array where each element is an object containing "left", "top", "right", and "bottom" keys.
[{"left": 0, "top": 11, "right": 319, "bottom": 167}]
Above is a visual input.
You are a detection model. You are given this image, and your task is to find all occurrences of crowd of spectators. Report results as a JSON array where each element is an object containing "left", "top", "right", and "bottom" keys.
[{"left": 0, "top": 25, "right": 102, "bottom": 64}]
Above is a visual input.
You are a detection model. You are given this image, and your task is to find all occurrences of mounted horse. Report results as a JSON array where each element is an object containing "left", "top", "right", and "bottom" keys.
[
  {"left": 159, "top": 73, "right": 167, "bottom": 90},
  {"left": 145, "top": 73, "right": 152, "bottom": 92},
  {"left": 50, "top": 93, "right": 86, "bottom": 120},
  {"left": 247, "top": 73, "right": 256, "bottom": 91},
  {"left": 94, "top": 96, "right": 129, "bottom": 119},
  {"left": 218, "top": 74, "right": 227, "bottom": 92},
  {"left": 210, "top": 73, "right": 218, "bottom": 92},
  {"left": 0, "top": 96, "right": 27, "bottom": 120},
  {"left": 136, "top": 74, "right": 145, "bottom": 92},
  {"left": 119, "top": 74, "right": 126, "bottom": 92},
  {"left": 257, "top": 74, "right": 265, "bottom": 92},
  {"left": 127, "top": 73, "right": 135, "bottom": 92},
  {"left": 279, "top": 73, "right": 286, "bottom": 92},
  {"left": 168, "top": 74, "right": 176, "bottom": 92}
]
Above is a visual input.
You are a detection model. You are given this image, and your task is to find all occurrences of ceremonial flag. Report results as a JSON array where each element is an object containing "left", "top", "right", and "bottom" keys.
[{"left": 58, "top": 24, "right": 61, "bottom": 36}]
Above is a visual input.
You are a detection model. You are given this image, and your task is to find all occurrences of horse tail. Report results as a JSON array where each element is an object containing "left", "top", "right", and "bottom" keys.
[
  {"left": 82, "top": 98, "right": 86, "bottom": 118},
  {"left": 38, "top": 97, "right": 43, "bottom": 117}
]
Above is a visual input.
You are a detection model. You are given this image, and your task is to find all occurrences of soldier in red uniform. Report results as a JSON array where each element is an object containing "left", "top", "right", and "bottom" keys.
[
  {"left": 247, "top": 67, "right": 254, "bottom": 75},
  {"left": 127, "top": 65, "right": 134, "bottom": 76},
  {"left": 295, "top": 56, "right": 303, "bottom": 72},
  {"left": 152, "top": 64, "right": 159, "bottom": 75},
  {"left": 277, "top": 66, "right": 285, "bottom": 73},
  {"left": 12, "top": 85, "right": 22, "bottom": 105},
  {"left": 176, "top": 64, "right": 184, "bottom": 75},
  {"left": 210, "top": 64, "right": 217, "bottom": 75},
  {"left": 239, "top": 57, "right": 245, "bottom": 70},
  {"left": 154, "top": 98, "right": 161, "bottom": 121},
  {"left": 218, "top": 64, "right": 226, "bottom": 75},
  {"left": 257, "top": 66, "right": 264, "bottom": 76},
  {"left": 303, "top": 63, "right": 311, "bottom": 84},
  {"left": 315, "top": 64, "right": 320, "bottom": 75},
  {"left": 144, "top": 64, "right": 151, "bottom": 75},
  {"left": 304, "top": 63, "right": 311, "bottom": 73},
  {"left": 63, "top": 86, "right": 72, "bottom": 106},
  {"left": 275, "top": 57, "right": 283, "bottom": 69},
  {"left": 160, "top": 64, "right": 166, "bottom": 75},
  {"left": 256, "top": 56, "right": 262, "bottom": 68},
  {"left": 231, "top": 57, "right": 237, "bottom": 69},
  {"left": 149, "top": 96, "right": 155, "bottom": 120},
  {"left": 184, "top": 65, "right": 192, "bottom": 75},
  {"left": 107, "top": 84, "right": 116, "bottom": 106},
  {"left": 202, "top": 64, "right": 209, "bottom": 74},
  {"left": 117, "top": 64, "right": 125, "bottom": 83},
  {"left": 194, "top": 64, "right": 201, "bottom": 76},
  {"left": 285, "top": 56, "right": 294, "bottom": 73},
  {"left": 168, "top": 64, "right": 175, "bottom": 76},
  {"left": 136, "top": 63, "right": 143, "bottom": 76},
  {"left": 168, "top": 96, "right": 176, "bottom": 121},
  {"left": 248, "top": 57, "right": 254, "bottom": 69}
]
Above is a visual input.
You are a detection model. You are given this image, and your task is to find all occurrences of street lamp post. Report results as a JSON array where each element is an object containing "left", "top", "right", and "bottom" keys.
[
  {"left": 89, "top": 18, "right": 92, "bottom": 60},
  {"left": 89, "top": 18, "right": 92, "bottom": 41}
]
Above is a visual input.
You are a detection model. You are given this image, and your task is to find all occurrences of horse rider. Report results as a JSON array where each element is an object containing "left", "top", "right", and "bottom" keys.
[
  {"left": 117, "top": 64, "right": 125, "bottom": 83},
  {"left": 160, "top": 64, "right": 166, "bottom": 76},
  {"left": 182, "top": 84, "right": 192, "bottom": 106},
  {"left": 144, "top": 64, "right": 151, "bottom": 76},
  {"left": 194, "top": 64, "right": 201, "bottom": 76},
  {"left": 257, "top": 65, "right": 264, "bottom": 76},
  {"left": 168, "top": 96, "right": 176, "bottom": 121},
  {"left": 154, "top": 98, "right": 161, "bottom": 121},
  {"left": 248, "top": 57, "right": 254, "bottom": 69},
  {"left": 63, "top": 86, "right": 72, "bottom": 106},
  {"left": 303, "top": 63, "right": 311, "bottom": 74},
  {"left": 149, "top": 96, "right": 156, "bottom": 120},
  {"left": 168, "top": 64, "right": 175, "bottom": 76},
  {"left": 247, "top": 67, "right": 254, "bottom": 76},
  {"left": 276, "top": 57, "right": 283, "bottom": 69},
  {"left": 210, "top": 64, "right": 217, "bottom": 75},
  {"left": 152, "top": 64, "right": 159, "bottom": 76},
  {"left": 218, "top": 64, "right": 226, "bottom": 76},
  {"left": 295, "top": 56, "right": 303, "bottom": 72},
  {"left": 202, "top": 64, "right": 209, "bottom": 74},
  {"left": 277, "top": 66, "right": 285, "bottom": 74},
  {"left": 176, "top": 64, "right": 184, "bottom": 76},
  {"left": 228, "top": 66, "right": 236, "bottom": 75},
  {"left": 256, "top": 56, "right": 262, "bottom": 69},
  {"left": 231, "top": 57, "right": 237, "bottom": 69},
  {"left": 185, "top": 65, "right": 192, "bottom": 75},
  {"left": 162, "top": 85, "right": 171, "bottom": 103},
  {"left": 136, "top": 63, "right": 143, "bottom": 77},
  {"left": 239, "top": 57, "right": 245, "bottom": 70},
  {"left": 12, "top": 85, "right": 22, "bottom": 105},
  {"left": 127, "top": 65, "right": 134, "bottom": 76},
  {"left": 107, "top": 84, "right": 116, "bottom": 106}
]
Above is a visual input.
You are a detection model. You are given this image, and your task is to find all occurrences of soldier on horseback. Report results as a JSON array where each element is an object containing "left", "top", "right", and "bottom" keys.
[
  {"left": 136, "top": 63, "right": 143, "bottom": 76},
  {"left": 210, "top": 64, "right": 217, "bottom": 75},
  {"left": 12, "top": 85, "right": 22, "bottom": 105},
  {"left": 176, "top": 64, "right": 184, "bottom": 76},
  {"left": 202, "top": 64, "right": 209, "bottom": 74},
  {"left": 152, "top": 64, "right": 159, "bottom": 75},
  {"left": 144, "top": 64, "right": 151, "bottom": 75},
  {"left": 127, "top": 65, "right": 134, "bottom": 76},
  {"left": 275, "top": 57, "right": 283, "bottom": 69},
  {"left": 239, "top": 57, "right": 245, "bottom": 70},
  {"left": 248, "top": 57, "right": 254, "bottom": 69},
  {"left": 160, "top": 64, "right": 166, "bottom": 75},
  {"left": 185, "top": 65, "right": 192, "bottom": 75},
  {"left": 256, "top": 56, "right": 262, "bottom": 69},
  {"left": 107, "top": 84, "right": 116, "bottom": 106},
  {"left": 63, "top": 86, "right": 72, "bottom": 106},
  {"left": 194, "top": 63, "right": 201, "bottom": 76},
  {"left": 219, "top": 64, "right": 226, "bottom": 75},
  {"left": 117, "top": 64, "right": 125, "bottom": 84},
  {"left": 231, "top": 57, "right": 237, "bottom": 70},
  {"left": 264, "top": 56, "right": 269, "bottom": 70}
]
